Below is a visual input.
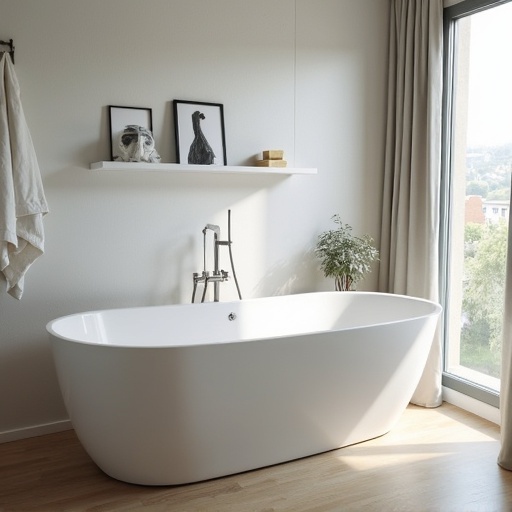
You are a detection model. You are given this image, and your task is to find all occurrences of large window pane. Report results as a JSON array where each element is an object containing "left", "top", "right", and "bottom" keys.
[{"left": 444, "top": 1, "right": 512, "bottom": 397}]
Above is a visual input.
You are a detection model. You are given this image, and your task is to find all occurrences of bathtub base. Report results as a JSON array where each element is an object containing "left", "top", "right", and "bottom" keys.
[{"left": 53, "top": 323, "right": 436, "bottom": 485}]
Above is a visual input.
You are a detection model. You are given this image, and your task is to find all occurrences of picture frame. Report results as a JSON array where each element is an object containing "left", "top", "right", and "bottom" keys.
[
  {"left": 108, "top": 105, "right": 153, "bottom": 161},
  {"left": 173, "top": 100, "right": 227, "bottom": 165}
]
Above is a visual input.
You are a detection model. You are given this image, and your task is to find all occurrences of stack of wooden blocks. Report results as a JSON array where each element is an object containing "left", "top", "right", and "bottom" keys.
[{"left": 256, "top": 150, "right": 287, "bottom": 168}]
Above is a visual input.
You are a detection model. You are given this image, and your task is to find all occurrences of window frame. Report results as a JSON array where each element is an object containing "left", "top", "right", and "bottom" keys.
[{"left": 440, "top": 0, "right": 512, "bottom": 408}]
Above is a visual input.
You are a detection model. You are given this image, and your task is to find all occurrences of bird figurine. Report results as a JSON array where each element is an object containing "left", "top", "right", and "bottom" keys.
[{"left": 188, "top": 111, "right": 216, "bottom": 165}]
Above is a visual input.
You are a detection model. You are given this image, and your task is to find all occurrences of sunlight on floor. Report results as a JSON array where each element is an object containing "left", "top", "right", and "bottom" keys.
[{"left": 333, "top": 404, "right": 500, "bottom": 473}]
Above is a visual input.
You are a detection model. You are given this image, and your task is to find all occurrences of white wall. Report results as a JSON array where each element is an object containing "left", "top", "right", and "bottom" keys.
[{"left": 0, "top": 0, "right": 389, "bottom": 439}]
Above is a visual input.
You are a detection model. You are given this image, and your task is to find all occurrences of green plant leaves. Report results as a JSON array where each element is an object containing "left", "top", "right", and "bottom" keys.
[{"left": 315, "top": 214, "right": 379, "bottom": 289}]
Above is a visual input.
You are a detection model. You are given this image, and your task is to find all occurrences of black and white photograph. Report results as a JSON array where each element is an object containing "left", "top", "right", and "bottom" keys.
[
  {"left": 108, "top": 105, "right": 160, "bottom": 163},
  {"left": 173, "top": 100, "right": 226, "bottom": 165}
]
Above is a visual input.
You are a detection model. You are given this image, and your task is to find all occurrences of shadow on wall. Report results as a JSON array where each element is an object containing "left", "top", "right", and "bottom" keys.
[
  {"left": 252, "top": 248, "right": 322, "bottom": 298},
  {"left": 149, "top": 235, "right": 194, "bottom": 306}
]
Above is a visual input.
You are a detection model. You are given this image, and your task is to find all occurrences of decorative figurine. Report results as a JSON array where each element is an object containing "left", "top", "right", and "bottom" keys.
[{"left": 114, "top": 125, "right": 161, "bottom": 163}]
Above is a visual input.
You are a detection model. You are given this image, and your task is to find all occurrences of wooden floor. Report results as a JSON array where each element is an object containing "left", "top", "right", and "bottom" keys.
[{"left": 1, "top": 403, "right": 512, "bottom": 511}]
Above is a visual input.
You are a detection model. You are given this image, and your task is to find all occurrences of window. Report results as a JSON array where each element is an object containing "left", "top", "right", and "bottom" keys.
[{"left": 442, "top": 0, "right": 512, "bottom": 406}]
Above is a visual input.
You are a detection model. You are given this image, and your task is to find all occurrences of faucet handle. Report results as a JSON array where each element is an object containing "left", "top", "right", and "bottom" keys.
[{"left": 193, "top": 271, "right": 209, "bottom": 284}]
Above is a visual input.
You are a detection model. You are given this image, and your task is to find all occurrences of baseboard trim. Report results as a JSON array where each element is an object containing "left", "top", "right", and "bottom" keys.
[
  {"left": 443, "top": 386, "right": 500, "bottom": 425},
  {"left": 0, "top": 419, "right": 72, "bottom": 444}
]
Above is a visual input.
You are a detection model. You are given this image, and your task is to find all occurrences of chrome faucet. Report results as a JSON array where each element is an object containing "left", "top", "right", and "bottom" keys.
[{"left": 192, "top": 210, "right": 242, "bottom": 303}]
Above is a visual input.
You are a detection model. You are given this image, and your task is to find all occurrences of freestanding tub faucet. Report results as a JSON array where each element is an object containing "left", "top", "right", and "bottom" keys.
[{"left": 192, "top": 210, "right": 242, "bottom": 303}]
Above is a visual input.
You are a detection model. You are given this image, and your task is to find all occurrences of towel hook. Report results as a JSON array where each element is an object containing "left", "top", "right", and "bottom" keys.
[{"left": 0, "top": 39, "right": 15, "bottom": 64}]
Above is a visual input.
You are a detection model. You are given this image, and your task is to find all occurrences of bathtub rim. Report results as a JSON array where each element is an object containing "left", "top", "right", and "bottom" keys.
[{"left": 46, "top": 291, "right": 442, "bottom": 349}]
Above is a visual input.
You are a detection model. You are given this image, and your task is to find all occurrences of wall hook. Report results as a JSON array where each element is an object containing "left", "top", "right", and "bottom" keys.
[{"left": 0, "top": 39, "right": 15, "bottom": 64}]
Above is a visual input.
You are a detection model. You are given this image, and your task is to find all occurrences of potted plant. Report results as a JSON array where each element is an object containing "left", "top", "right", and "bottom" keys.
[{"left": 315, "top": 215, "right": 379, "bottom": 291}]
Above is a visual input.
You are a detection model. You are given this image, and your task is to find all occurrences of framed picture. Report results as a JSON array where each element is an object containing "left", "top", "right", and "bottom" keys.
[
  {"left": 108, "top": 105, "right": 153, "bottom": 161},
  {"left": 173, "top": 100, "right": 226, "bottom": 165}
]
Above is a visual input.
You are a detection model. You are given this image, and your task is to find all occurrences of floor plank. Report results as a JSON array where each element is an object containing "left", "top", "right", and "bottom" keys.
[{"left": 1, "top": 403, "right": 511, "bottom": 511}]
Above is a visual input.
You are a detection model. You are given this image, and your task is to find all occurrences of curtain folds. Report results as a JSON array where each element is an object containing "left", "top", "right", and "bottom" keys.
[
  {"left": 498, "top": 190, "right": 512, "bottom": 469},
  {"left": 379, "top": 0, "right": 444, "bottom": 407}
]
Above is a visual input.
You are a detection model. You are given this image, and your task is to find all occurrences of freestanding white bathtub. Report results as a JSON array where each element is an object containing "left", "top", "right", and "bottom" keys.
[{"left": 47, "top": 291, "right": 441, "bottom": 486}]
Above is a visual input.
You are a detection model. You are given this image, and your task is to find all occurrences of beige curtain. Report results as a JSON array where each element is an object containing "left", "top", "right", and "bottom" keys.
[
  {"left": 379, "top": 0, "right": 444, "bottom": 407},
  {"left": 498, "top": 194, "right": 512, "bottom": 469}
]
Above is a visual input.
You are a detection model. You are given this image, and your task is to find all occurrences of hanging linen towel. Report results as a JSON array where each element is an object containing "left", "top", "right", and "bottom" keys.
[{"left": 0, "top": 52, "right": 48, "bottom": 299}]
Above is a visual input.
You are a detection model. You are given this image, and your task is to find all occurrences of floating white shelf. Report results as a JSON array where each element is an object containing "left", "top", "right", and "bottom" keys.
[{"left": 90, "top": 161, "right": 317, "bottom": 175}]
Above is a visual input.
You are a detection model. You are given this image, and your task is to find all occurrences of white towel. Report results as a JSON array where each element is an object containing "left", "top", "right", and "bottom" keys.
[{"left": 0, "top": 52, "right": 48, "bottom": 299}]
